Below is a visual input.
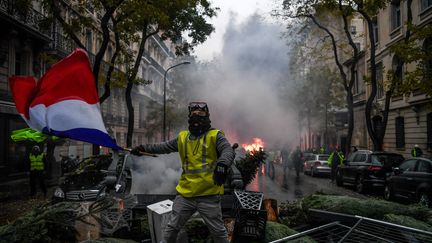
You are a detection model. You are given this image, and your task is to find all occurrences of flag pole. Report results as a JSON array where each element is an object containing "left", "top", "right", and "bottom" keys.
[{"left": 123, "top": 147, "right": 158, "bottom": 157}]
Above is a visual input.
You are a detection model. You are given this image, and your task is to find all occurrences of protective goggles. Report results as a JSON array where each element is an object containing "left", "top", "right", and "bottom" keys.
[{"left": 188, "top": 102, "right": 208, "bottom": 111}]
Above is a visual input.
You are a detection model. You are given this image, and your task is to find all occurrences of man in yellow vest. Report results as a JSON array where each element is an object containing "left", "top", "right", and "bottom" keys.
[
  {"left": 29, "top": 145, "right": 47, "bottom": 198},
  {"left": 328, "top": 146, "right": 345, "bottom": 183},
  {"left": 132, "top": 102, "right": 234, "bottom": 243}
]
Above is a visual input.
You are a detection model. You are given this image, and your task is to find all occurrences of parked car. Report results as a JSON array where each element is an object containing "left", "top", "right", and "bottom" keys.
[
  {"left": 303, "top": 154, "right": 330, "bottom": 177},
  {"left": 52, "top": 152, "right": 132, "bottom": 202},
  {"left": 384, "top": 158, "right": 432, "bottom": 207},
  {"left": 300, "top": 152, "right": 314, "bottom": 173},
  {"left": 336, "top": 150, "right": 404, "bottom": 193},
  {"left": 302, "top": 152, "right": 314, "bottom": 162}
]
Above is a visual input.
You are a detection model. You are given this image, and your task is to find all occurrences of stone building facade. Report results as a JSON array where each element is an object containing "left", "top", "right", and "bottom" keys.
[{"left": 353, "top": 0, "right": 432, "bottom": 158}]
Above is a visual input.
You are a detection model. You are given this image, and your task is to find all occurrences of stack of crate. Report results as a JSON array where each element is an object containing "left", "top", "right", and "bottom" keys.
[{"left": 232, "top": 190, "right": 267, "bottom": 242}]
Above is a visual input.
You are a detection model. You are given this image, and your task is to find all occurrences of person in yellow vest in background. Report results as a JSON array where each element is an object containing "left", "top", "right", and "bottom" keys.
[
  {"left": 132, "top": 102, "right": 234, "bottom": 243},
  {"left": 319, "top": 146, "right": 325, "bottom": 154},
  {"left": 411, "top": 144, "right": 423, "bottom": 157},
  {"left": 29, "top": 145, "right": 47, "bottom": 198},
  {"left": 328, "top": 146, "right": 345, "bottom": 183}
]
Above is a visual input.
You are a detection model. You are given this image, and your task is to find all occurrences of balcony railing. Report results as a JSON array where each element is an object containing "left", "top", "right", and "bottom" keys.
[
  {"left": 153, "top": 34, "right": 175, "bottom": 58},
  {"left": 143, "top": 50, "right": 167, "bottom": 76},
  {"left": 0, "top": 0, "right": 50, "bottom": 37},
  {"left": 49, "top": 31, "right": 77, "bottom": 55}
]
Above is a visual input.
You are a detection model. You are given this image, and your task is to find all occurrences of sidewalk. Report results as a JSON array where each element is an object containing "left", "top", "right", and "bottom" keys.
[
  {"left": 0, "top": 176, "right": 59, "bottom": 201},
  {"left": 0, "top": 177, "right": 58, "bottom": 225}
]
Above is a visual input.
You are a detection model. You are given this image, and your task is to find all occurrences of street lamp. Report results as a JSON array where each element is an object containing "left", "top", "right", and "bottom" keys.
[{"left": 163, "top": 61, "right": 190, "bottom": 141}]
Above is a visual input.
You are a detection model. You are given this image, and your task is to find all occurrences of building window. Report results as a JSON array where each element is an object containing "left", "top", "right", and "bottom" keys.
[
  {"left": 377, "top": 63, "right": 384, "bottom": 99},
  {"left": 85, "top": 30, "right": 93, "bottom": 52},
  {"left": 139, "top": 103, "right": 146, "bottom": 128},
  {"left": 392, "top": 56, "right": 403, "bottom": 93},
  {"left": 391, "top": 0, "right": 401, "bottom": 30},
  {"left": 14, "top": 50, "right": 22, "bottom": 75},
  {"left": 427, "top": 113, "right": 432, "bottom": 150},
  {"left": 424, "top": 38, "right": 432, "bottom": 82},
  {"left": 372, "top": 17, "right": 379, "bottom": 44},
  {"left": 395, "top": 116, "right": 405, "bottom": 149},
  {"left": 353, "top": 70, "right": 359, "bottom": 94},
  {"left": 350, "top": 25, "right": 357, "bottom": 35},
  {"left": 421, "top": 0, "right": 432, "bottom": 11},
  {"left": 355, "top": 42, "right": 361, "bottom": 51}
]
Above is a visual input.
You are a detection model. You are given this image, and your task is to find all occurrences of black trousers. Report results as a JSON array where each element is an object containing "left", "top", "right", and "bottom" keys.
[
  {"left": 331, "top": 166, "right": 338, "bottom": 182},
  {"left": 30, "top": 170, "right": 46, "bottom": 197}
]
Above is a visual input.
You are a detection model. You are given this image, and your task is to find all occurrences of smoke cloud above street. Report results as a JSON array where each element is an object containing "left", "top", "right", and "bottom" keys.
[{"left": 188, "top": 12, "right": 297, "bottom": 149}]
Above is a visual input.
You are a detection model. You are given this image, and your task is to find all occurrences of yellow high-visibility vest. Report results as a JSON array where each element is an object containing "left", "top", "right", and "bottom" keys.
[
  {"left": 328, "top": 152, "right": 344, "bottom": 167},
  {"left": 29, "top": 153, "right": 44, "bottom": 171},
  {"left": 177, "top": 129, "right": 223, "bottom": 197}
]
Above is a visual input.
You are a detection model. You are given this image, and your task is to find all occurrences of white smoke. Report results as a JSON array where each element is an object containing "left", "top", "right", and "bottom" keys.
[
  {"left": 130, "top": 153, "right": 181, "bottom": 194},
  {"left": 188, "top": 12, "right": 298, "bottom": 149}
]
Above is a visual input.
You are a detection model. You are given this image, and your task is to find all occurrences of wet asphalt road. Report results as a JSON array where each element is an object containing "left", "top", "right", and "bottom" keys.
[{"left": 246, "top": 164, "right": 368, "bottom": 203}]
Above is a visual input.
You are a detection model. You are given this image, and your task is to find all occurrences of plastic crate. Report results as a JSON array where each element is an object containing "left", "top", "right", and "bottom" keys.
[
  {"left": 233, "top": 190, "right": 264, "bottom": 211},
  {"left": 233, "top": 208, "right": 267, "bottom": 241}
]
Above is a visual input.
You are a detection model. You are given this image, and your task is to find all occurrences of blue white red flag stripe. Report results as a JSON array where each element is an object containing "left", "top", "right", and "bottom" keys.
[{"left": 9, "top": 48, "right": 121, "bottom": 150}]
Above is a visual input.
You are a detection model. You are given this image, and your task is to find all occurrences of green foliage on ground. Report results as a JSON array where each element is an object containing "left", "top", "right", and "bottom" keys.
[
  {"left": 264, "top": 221, "right": 297, "bottom": 242},
  {"left": 265, "top": 221, "right": 316, "bottom": 243},
  {"left": 278, "top": 199, "right": 309, "bottom": 228},
  {"left": 278, "top": 194, "right": 432, "bottom": 230},
  {"left": 301, "top": 194, "right": 432, "bottom": 224},
  {"left": 0, "top": 202, "right": 78, "bottom": 242},
  {"left": 0, "top": 199, "right": 114, "bottom": 243},
  {"left": 184, "top": 217, "right": 211, "bottom": 243},
  {"left": 235, "top": 149, "right": 267, "bottom": 187},
  {"left": 383, "top": 214, "right": 432, "bottom": 232}
]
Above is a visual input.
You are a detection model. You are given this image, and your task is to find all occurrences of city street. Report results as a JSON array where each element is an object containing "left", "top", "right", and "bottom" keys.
[
  {"left": 246, "top": 164, "right": 368, "bottom": 203},
  {"left": 1, "top": 0, "right": 432, "bottom": 241}
]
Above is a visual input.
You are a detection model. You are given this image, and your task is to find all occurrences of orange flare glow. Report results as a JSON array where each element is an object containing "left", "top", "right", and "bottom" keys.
[{"left": 242, "top": 137, "right": 264, "bottom": 152}]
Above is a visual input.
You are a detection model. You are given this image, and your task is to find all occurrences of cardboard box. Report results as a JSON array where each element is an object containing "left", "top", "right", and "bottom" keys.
[
  {"left": 147, "top": 199, "right": 173, "bottom": 243},
  {"left": 75, "top": 202, "right": 100, "bottom": 241}
]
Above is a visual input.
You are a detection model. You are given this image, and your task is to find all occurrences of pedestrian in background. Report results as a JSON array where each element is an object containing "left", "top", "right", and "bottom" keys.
[
  {"left": 319, "top": 146, "right": 325, "bottom": 154},
  {"left": 29, "top": 145, "right": 47, "bottom": 198},
  {"left": 281, "top": 147, "right": 290, "bottom": 175},
  {"left": 411, "top": 144, "right": 423, "bottom": 157},
  {"left": 328, "top": 146, "right": 345, "bottom": 183},
  {"left": 291, "top": 146, "right": 303, "bottom": 177}
]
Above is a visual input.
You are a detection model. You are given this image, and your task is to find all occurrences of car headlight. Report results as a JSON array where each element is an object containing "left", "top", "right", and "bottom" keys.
[{"left": 54, "top": 188, "right": 65, "bottom": 198}]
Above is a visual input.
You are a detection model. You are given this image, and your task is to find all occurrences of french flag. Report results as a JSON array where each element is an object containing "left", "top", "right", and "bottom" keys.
[{"left": 9, "top": 48, "right": 122, "bottom": 150}]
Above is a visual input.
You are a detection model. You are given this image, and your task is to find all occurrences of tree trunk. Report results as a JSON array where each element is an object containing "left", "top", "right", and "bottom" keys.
[
  {"left": 346, "top": 90, "right": 354, "bottom": 153},
  {"left": 358, "top": 8, "right": 380, "bottom": 151},
  {"left": 125, "top": 23, "right": 158, "bottom": 147},
  {"left": 100, "top": 20, "right": 121, "bottom": 104},
  {"left": 93, "top": 10, "right": 113, "bottom": 91}
]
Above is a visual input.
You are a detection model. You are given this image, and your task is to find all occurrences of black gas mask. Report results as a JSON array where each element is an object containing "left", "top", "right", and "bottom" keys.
[{"left": 188, "top": 102, "right": 211, "bottom": 136}]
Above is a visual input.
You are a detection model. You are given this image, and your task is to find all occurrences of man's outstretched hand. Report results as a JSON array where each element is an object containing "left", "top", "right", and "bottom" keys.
[
  {"left": 131, "top": 145, "right": 145, "bottom": 156},
  {"left": 213, "top": 163, "right": 229, "bottom": 186}
]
